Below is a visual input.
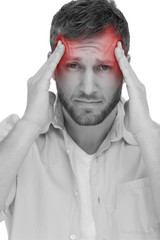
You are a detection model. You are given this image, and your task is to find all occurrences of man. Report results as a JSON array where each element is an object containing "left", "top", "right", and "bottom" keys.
[{"left": 0, "top": 0, "right": 160, "bottom": 239}]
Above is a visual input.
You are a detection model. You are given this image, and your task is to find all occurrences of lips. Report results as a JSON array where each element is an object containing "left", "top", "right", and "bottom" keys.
[
  {"left": 75, "top": 99, "right": 101, "bottom": 103},
  {"left": 75, "top": 99, "right": 102, "bottom": 108}
]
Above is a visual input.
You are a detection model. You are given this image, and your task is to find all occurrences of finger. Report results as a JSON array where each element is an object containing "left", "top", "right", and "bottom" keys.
[
  {"left": 49, "top": 91, "right": 56, "bottom": 106},
  {"left": 39, "top": 91, "right": 56, "bottom": 134},
  {"left": 115, "top": 42, "right": 141, "bottom": 88},
  {"left": 42, "top": 44, "right": 65, "bottom": 81},
  {"left": 48, "top": 91, "right": 56, "bottom": 121},
  {"left": 33, "top": 40, "right": 65, "bottom": 80},
  {"left": 115, "top": 42, "right": 133, "bottom": 82},
  {"left": 33, "top": 41, "right": 61, "bottom": 77}
]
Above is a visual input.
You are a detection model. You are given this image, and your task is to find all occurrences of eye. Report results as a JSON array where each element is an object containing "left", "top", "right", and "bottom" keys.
[
  {"left": 99, "top": 65, "right": 112, "bottom": 71},
  {"left": 66, "top": 63, "right": 79, "bottom": 69}
]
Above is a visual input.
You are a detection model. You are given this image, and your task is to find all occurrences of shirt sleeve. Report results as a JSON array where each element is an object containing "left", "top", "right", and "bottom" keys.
[
  {"left": 0, "top": 114, "right": 19, "bottom": 222},
  {"left": 0, "top": 114, "right": 20, "bottom": 142},
  {"left": 0, "top": 178, "right": 17, "bottom": 222}
]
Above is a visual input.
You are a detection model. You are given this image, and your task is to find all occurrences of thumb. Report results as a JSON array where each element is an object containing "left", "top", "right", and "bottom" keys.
[
  {"left": 49, "top": 91, "right": 56, "bottom": 122},
  {"left": 124, "top": 100, "right": 129, "bottom": 114},
  {"left": 40, "top": 91, "right": 56, "bottom": 134},
  {"left": 123, "top": 100, "right": 130, "bottom": 131},
  {"left": 49, "top": 91, "right": 56, "bottom": 106}
]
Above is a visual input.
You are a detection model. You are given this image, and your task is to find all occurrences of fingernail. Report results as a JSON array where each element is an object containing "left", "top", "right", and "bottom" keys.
[
  {"left": 58, "top": 40, "right": 62, "bottom": 46},
  {"left": 118, "top": 41, "right": 121, "bottom": 48}
]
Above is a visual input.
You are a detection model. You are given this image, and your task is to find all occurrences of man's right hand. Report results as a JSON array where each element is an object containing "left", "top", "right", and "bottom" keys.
[{"left": 22, "top": 40, "right": 65, "bottom": 131}]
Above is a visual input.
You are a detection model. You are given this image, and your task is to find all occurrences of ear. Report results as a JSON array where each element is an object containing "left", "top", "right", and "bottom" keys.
[
  {"left": 47, "top": 51, "right": 56, "bottom": 79},
  {"left": 127, "top": 54, "right": 131, "bottom": 63}
]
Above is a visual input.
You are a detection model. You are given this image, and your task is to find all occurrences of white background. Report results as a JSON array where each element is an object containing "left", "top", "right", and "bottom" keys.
[{"left": 0, "top": 0, "right": 160, "bottom": 239}]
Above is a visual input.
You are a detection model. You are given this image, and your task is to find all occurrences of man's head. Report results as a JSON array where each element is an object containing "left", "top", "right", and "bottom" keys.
[
  {"left": 49, "top": 0, "right": 130, "bottom": 126},
  {"left": 50, "top": 0, "right": 130, "bottom": 54}
]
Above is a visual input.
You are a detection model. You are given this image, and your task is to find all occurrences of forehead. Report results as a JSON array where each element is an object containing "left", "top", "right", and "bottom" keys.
[{"left": 57, "top": 28, "right": 121, "bottom": 60}]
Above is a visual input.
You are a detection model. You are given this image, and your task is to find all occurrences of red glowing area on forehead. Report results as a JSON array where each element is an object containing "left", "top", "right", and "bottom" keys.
[{"left": 54, "top": 26, "right": 123, "bottom": 72}]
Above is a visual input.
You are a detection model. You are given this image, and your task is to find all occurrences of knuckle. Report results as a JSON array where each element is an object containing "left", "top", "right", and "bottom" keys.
[
  {"left": 138, "top": 82, "right": 146, "bottom": 94},
  {"left": 10, "top": 114, "right": 20, "bottom": 124},
  {"left": 27, "top": 77, "right": 33, "bottom": 85},
  {"left": 140, "top": 83, "right": 146, "bottom": 91},
  {"left": 27, "top": 76, "right": 37, "bottom": 86}
]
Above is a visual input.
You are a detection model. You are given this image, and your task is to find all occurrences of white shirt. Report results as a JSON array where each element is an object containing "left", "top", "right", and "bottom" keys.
[
  {"left": 0, "top": 95, "right": 160, "bottom": 240},
  {"left": 67, "top": 132, "right": 96, "bottom": 240}
]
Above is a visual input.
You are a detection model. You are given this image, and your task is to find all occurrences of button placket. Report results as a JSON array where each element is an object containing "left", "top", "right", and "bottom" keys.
[
  {"left": 63, "top": 131, "right": 72, "bottom": 157},
  {"left": 74, "top": 190, "right": 79, "bottom": 197}
]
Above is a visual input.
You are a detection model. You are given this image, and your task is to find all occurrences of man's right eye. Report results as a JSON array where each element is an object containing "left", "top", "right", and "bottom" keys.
[{"left": 66, "top": 63, "right": 79, "bottom": 69}]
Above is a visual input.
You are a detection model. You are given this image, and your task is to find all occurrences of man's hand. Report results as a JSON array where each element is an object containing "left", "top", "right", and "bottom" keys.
[
  {"left": 115, "top": 41, "right": 154, "bottom": 136},
  {"left": 22, "top": 40, "right": 65, "bottom": 131}
]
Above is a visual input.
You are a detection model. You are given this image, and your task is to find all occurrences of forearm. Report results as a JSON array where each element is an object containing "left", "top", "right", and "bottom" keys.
[
  {"left": 134, "top": 121, "right": 160, "bottom": 220},
  {"left": 0, "top": 117, "right": 41, "bottom": 212}
]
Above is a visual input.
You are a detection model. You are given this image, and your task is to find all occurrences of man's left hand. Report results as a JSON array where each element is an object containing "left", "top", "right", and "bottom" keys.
[{"left": 115, "top": 41, "right": 154, "bottom": 136}]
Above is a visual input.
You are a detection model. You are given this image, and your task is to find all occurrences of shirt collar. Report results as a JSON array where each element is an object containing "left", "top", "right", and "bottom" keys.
[{"left": 43, "top": 93, "right": 138, "bottom": 146}]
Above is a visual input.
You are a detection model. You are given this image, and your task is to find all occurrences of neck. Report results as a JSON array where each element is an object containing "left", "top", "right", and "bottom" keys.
[{"left": 62, "top": 105, "right": 118, "bottom": 155}]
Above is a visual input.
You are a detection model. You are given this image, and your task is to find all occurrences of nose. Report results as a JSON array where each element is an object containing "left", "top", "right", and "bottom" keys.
[{"left": 80, "top": 68, "right": 96, "bottom": 95}]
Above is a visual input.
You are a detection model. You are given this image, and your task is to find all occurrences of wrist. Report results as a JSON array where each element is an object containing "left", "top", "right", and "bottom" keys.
[
  {"left": 134, "top": 120, "right": 160, "bottom": 142},
  {"left": 20, "top": 116, "right": 42, "bottom": 136}
]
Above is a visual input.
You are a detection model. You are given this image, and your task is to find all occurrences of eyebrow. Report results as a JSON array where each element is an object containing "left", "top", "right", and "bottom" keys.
[
  {"left": 64, "top": 56, "right": 115, "bottom": 64},
  {"left": 64, "top": 56, "right": 81, "bottom": 62}
]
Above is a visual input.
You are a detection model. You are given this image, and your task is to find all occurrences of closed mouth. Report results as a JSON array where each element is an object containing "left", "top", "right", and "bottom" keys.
[{"left": 75, "top": 99, "right": 101, "bottom": 103}]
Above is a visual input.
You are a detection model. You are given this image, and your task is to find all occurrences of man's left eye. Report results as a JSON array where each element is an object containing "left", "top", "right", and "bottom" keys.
[{"left": 99, "top": 65, "right": 111, "bottom": 71}]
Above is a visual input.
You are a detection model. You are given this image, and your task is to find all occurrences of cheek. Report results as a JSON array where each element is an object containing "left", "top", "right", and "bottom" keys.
[
  {"left": 102, "top": 77, "right": 122, "bottom": 100},
  {"left": 102, "top": 68, "right": 123, "bottom": 87},
  {"left": 101, "top": 70, "right": 123, "bottom": 92},
  {"left": 55, "top": 65, "right": 76, "bottom": 84},
  {"left": 55, "top": 69, "right": 78, "bottom": 97}
]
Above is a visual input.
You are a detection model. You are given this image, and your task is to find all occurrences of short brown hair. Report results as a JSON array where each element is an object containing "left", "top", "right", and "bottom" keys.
[{"left": 50, "top": 0, "right": 130, "bottom": 54}]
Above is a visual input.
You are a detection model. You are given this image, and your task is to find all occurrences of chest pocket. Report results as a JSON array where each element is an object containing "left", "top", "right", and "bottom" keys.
[{"left": 116, "top": 177, "right": 160, "bottom": 238}]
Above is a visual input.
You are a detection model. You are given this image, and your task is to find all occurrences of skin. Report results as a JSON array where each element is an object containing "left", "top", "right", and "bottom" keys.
[
  {"left": 49, "top": 29, "right": 125, "bottom": 154},
  {"left": 48, "top": 28, "right": 154, "bottom": 155}
]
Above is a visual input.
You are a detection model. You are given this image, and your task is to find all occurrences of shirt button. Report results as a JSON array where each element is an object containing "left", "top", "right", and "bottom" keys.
[
  {"left": 70, "top": 234, "right": 76, "bottom": 240},
  {"left": 75, "top": 191, "right": 79, "bottom": 197},
  {"left": 67, "top": 149, "right": 70, "bottom": 154}
]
